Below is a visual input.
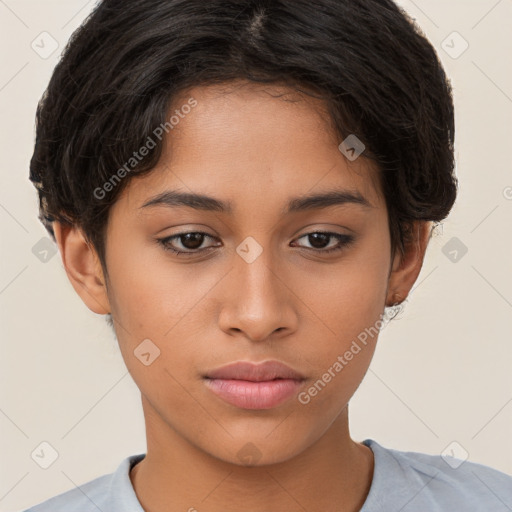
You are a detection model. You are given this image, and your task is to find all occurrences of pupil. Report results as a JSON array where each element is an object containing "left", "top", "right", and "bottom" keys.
[
  {"left": 182, "top": 233, "right": 203, "bottom": 249},
  {"left": 309, "top": 233, "right": 329, "bottom": 249},
  {"left": 178, "top": 233, "right": 332, "bottom": 250}
]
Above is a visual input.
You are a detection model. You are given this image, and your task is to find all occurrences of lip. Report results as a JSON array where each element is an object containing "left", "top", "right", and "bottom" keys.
[{"left": 203, "top": 361, "right": 306, "bottom": 410}]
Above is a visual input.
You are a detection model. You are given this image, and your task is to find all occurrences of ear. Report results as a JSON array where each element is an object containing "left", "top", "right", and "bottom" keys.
[
  {"left": 53, "top": 222, "right": 110, "bottom": 315},
  {"left": 385, "top": 221, "right": 432, "bottom": 306}
]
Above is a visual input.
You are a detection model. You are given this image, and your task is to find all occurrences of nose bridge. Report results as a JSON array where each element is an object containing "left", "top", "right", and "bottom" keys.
[
  {"left": 218, "top": 237, "right": 297, "bottom": 340},
  {"left": 238, "top": 244, "right": 280, "bottom": 300},
  {"left": 235, "top": 239, "right": 284, "bottom": 314}
]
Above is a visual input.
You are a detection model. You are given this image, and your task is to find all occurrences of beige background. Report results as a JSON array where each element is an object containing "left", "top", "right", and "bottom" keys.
[{"left": 1, "top": 0, "right": 511, "bottom": 510}]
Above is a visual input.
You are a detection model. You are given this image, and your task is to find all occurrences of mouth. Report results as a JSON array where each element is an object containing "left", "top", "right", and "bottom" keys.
[{"left": 203, "top": 360, "right": 306, "bottom": 410}]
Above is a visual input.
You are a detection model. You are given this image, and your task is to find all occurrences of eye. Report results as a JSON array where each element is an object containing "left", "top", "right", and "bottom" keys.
[
  {"left": 157, "top": 232, "right": 220, "bottom": 256},
  {"left": 291, "top": 231, "right": 355, "bottom": 254},
  {"left": 157, "top": 230, "right": 355, "bottom": 258}
]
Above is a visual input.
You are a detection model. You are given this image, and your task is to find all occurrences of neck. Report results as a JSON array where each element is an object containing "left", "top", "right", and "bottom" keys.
[{"left": 130, "top": 396, "right": 374, "bottom": 512}]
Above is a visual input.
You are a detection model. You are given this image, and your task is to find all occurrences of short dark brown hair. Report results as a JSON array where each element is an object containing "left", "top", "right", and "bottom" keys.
[{"left": 30, "top": 0, "right": 457, "bottom": 276}]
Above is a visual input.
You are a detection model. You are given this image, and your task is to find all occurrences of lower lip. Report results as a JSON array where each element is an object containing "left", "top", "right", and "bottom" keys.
[{"left": 204, "top": 378, "right": 303, "bottom": 410}]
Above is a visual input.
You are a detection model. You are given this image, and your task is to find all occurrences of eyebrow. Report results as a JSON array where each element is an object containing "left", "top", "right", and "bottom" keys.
[{"left": 139, "top": 188, "right": 372, "bottom": 214}]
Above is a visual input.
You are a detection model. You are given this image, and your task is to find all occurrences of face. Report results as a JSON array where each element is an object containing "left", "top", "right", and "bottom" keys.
[{"left": 61, "top": 80, "right": 425, "bottom": 466}]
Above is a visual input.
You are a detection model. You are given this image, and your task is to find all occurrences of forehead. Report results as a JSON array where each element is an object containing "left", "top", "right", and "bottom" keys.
[{"left": 114, "top": 80, "right": 384, "bottom": 215}]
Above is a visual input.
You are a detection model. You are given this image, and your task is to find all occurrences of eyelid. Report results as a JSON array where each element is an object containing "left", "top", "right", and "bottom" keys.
[
  {"left": 161, "top": 231, "right": 218, "bottom": 251},
  {"left": 292, "top": 231, "right": 355, "bottom": 253},
  {"left": 157, "top": 229, "right": 355, "bottom": 257}
]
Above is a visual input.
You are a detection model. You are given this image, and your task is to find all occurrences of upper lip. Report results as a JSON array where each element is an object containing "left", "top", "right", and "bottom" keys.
[{"left": 204, "top": 360, "right": 305, "bottom": 382}]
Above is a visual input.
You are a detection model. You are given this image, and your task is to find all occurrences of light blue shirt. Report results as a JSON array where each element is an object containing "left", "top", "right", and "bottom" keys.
[{"left": 20, "top": 439, "right": 512, "bottom": 511}]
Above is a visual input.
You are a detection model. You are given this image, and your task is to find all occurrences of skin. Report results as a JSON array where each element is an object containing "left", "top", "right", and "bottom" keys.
[{"left": 54, "top": 80, "right": 431, "bottom": 512}]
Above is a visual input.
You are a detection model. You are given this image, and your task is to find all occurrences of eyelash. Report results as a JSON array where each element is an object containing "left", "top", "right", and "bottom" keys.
[{"left": 157, "top": 231, "right": 355, "bottom": 257}]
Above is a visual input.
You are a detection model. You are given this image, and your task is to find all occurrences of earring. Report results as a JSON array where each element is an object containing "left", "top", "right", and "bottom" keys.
[
  {"left": 385, "top": 293, "right": 405, "bottom": 320},
  {"left": 386, "top": 292, "right": 403, "bottom": 307}
]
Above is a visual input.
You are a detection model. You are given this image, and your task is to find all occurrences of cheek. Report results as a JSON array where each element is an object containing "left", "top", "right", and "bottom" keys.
[
  {"left": 105, "top": 244, "right": 226, "bottom": 390},
  {"left": 106, "top": 238, "right": 216, "bottom": 335},
  {"left": 294, "top": 293, "right": 382, "bottom": 421},
  {"left": 297, "top": 236, "right": 390, "bottom": 339},
  {"left": 293, "top": 237, "right": 390, "bottom": 402}
]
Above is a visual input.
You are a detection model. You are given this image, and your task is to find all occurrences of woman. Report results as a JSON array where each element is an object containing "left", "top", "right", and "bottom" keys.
[{"left": 25, "top": 0, "right": 512, "bottom": 510}]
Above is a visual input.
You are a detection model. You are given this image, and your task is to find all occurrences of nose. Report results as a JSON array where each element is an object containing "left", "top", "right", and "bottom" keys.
[{"left": 217, "top": 244, "right": 299, "bottom": 342}]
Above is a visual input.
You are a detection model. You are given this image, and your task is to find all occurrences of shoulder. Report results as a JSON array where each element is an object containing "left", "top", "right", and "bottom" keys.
[
  {"left": 18, "top": 454, "right": 145, "bottom": 512},
  {"left": 19, "top": 474, "right": 112, "bottom": 512},
  {"left": 362, "top": 439, "right": 512, "bottom": 512}
]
